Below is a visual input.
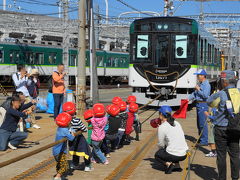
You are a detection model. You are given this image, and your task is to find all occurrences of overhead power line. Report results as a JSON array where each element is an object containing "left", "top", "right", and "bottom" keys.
[{"left": 115, "top": 0, "right": 153, "bottom": 16}]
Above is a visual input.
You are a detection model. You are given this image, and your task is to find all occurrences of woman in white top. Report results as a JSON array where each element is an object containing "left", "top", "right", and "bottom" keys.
[{"left": 154, "top": 105, "right": 188, "bottom": 174}]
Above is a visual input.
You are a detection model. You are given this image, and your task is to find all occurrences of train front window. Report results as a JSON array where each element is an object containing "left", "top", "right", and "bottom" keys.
[
  {"left": 172, "top": 35, "right": 196, "bottom": 64},
  {"left": 135, "top": 35, "right": 150, "bottom": 61}
]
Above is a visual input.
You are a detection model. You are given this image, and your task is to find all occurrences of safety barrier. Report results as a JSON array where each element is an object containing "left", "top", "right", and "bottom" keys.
[{"left": 0, "top": 83, "right": 9, "bottom": 96}]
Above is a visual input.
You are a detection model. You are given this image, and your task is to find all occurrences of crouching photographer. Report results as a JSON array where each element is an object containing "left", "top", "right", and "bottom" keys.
[{"left": 154, "top": 106, "right": 188, "bottom": 174}]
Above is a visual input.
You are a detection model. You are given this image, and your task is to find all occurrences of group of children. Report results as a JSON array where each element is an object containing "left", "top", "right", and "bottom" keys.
[{"left": 52, "top": 95, "right": 140, "bottom": 180}]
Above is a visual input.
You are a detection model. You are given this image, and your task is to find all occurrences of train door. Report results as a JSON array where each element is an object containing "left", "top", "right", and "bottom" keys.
[{"left": 154, "top": 35, "right": 169, "bottom": 68}]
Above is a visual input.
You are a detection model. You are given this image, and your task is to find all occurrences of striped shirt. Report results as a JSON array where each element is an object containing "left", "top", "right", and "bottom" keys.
[{"left": 70, "top": 118, "right": 87, "bottom": 132}]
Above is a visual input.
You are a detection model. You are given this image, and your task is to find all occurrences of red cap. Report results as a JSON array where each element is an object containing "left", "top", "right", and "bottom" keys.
[
  {"left": 84, "top": 109, "right": 94, "bottom": 123},
  {"left": 150, "top": 118, "right": 161, "bottom": 128},
  {"left": 129, "top": 103, "right": 139, "bottom": 113},
  {"left": 107, "top": 104, "right": 120, "bottom": 117},
  {"left": 118, "top": 101, "right": 127, "bottom": 112},
  {"left": 112, "top": 96, "right": 122, "bottom": 105},
  {"left": 127, "top": 95, "right": 136, "bottom": 104},
  {"left": 93, "top": 103, "right": 106, "bottom": 118},
  {"left": 55, "top": 112, "right": 72, "bottom": 127},
  {"left": 62, "top": 102, "right": 76, "bottom": 116}
]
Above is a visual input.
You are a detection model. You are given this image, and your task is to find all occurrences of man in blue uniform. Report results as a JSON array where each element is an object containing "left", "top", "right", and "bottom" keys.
[
  {"left": 189, "top": 69, "right": 211, "bottom": 146},
  {"left": 205, "top": 70, "right": 240, "bottom": 180}
]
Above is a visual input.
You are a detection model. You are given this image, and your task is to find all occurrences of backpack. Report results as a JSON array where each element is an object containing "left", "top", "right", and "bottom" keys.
[
  {"left": 0, "top": 97, "right": 11, "bottom": 127},
  {"left": 47, "top": 71, "right": 60, "bottom": 93},
  {"left": 27, "top": 78, "right": 40, "bottom": 98},
  {"left": 225, "top": 88, "right": 240, "bottom": 136},
  {"left": 0, "top": 107, "right": 6, "bottom": 127}
]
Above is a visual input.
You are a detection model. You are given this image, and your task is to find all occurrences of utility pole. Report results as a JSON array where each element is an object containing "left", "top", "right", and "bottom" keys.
[
  {"left": 163, "top": 0, "right": 168, "bottom": 17},
  {"left": 89, "top": 0, "right": 99, "bottom": 104},
  {"left": 76, "top": 0, "right": 87, "bottom": 116},
  {"left": 57, "top": 1, "right": 62, "bottom": 18},
  {"left": 63, "top": 0, "right": 69, "bottom": 88},
  {"left": 3, "top": 0, "right": 6, "bottom": 10},
  {"left": 95, "top": 4, "right": 100, "bottom": 49}
]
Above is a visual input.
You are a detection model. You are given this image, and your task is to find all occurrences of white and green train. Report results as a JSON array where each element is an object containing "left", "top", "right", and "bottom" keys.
[
  {"left": 0, "top": 42, "right": 129, "bottom": 85},
  {"left": 129, "top": 17, "right": 225, "bottom": 106}
]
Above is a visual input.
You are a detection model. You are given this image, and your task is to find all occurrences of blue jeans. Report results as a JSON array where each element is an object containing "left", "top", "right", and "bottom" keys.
[
  {"left": 196, "top": 103, "right": 208, "bottom": 144},
  {"left": 53, "top": 93, "right": 64, "bottom": 119},
  {"left": 116, "top": 130, "right": 125, "bottom": 147},
  {"left": 91, "top": 140, "right": 106, "bottom": 163},
  {"left": 0, "top": 129, "right": 28, "bottom": 151}
]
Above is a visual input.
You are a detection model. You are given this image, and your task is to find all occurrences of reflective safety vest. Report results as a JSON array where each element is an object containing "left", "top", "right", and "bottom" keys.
[{"left": 228, "top": 88, "right": 240, "bottom": 114}]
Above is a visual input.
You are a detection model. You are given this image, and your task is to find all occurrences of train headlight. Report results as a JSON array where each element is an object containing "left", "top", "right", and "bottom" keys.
[
  {"left": 157, "top": 24, "right": 162, "bottom": 30},
  {"left": 164, "top": 24, "right": 168, "bottom": 30}
]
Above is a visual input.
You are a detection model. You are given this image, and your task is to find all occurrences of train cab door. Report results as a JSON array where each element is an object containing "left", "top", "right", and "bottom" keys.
[{"left": 154, "top": 35, "right": 169, "bottom": 68}]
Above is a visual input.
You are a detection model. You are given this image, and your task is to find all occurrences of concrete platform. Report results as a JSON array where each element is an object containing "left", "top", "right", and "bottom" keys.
[{"left": 0, "top": 88, "right": 234, "bottom": 180}]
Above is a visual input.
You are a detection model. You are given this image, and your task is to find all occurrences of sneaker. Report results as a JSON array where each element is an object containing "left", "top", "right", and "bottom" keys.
[
  {"left": 8, "top": 142, "right": 17, "bottom": 150},
  {"left": 205, "top": 151, "right": 217, "bottom": 157},
  {"left": 84, "top": 166, "right": 94, "bottom": 172},
  {"left": 32, "top": 124, "right": 41, "bottom": 129},
  {"left": 103, "top": 160, "right": 109, "bottom": 165},
  {"left": 91, "top": 159, "right": 97, "bottom": 164},
  {"left": 53, "top": 177, "right": 61, "bottom": 180},
  {"left": 106, "top": 154, "right": 111, "bottom": 158},
  {"left": 70, "top": 163, "right": 81, "bottom": 170}
]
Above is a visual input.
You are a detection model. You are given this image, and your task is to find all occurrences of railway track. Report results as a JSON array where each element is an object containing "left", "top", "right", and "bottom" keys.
[
  {"left": 0, "top": 84, "right": 130, "bottom": 94},
  {"left": 1, "top": 109, "right": 158, "bottom": 180}
]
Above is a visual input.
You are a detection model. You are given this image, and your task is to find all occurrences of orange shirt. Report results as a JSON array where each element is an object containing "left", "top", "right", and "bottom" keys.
[{"left": 52, "top": 71, "right": 65, "bottom": 94}]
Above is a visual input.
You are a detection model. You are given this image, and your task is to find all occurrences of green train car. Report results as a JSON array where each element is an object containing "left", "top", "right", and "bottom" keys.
[{"left": 0, "top": 42, "right": 129, "bottom": 84}]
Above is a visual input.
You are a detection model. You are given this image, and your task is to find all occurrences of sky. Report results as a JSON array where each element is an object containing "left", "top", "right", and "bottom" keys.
[{"left": 0, "top": 0, "right": 240, "bottom": 20}]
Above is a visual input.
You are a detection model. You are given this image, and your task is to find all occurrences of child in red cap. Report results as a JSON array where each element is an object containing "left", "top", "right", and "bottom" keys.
[{"left": 52, "top": 112, "right": 75, "bottom": 180}]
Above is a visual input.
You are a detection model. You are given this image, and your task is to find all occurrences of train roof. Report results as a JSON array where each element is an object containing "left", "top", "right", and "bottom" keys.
[{"left": 132, "top": 16, "right": 196, "bottom": 24}]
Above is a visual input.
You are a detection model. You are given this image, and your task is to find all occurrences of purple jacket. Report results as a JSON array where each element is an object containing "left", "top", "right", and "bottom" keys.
[{"left": 91, "top": 116, "right": 107, "bottom": 141}]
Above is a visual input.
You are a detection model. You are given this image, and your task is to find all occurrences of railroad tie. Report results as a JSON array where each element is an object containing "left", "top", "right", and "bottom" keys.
[{"left": 11, "top": 157, "right": 55, "bottom": 180}]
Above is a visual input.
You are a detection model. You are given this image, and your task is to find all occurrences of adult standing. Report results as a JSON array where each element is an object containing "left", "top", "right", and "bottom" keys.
[
  {"left": 27, "top": 69, "right": 41, "bottom": 129},
  {"left": 236, "top": 70, "right": 240, "bottom": 88},
  {"left": 52, "top": 64, "right": 67, "bottom": 119},
  {"left": 12, "top": 64, "right": 29, "bottom": 97},
  {"left": 189, "top": 69, "right": 211, "bottom": 146},
  {"left": 205, "top": 70, "right": 239, "bottom": 180}
]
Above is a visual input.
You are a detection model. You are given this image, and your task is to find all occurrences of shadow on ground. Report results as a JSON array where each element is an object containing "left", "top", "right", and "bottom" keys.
[
  {"left": 185, "top": 135, "right": 209, "bottom": 154},
  {"left": 144, "top": 158, "right": 166, "bottom": 172},
  {"left": 191, "top": 164, "right": 218, "bottom": 180}
]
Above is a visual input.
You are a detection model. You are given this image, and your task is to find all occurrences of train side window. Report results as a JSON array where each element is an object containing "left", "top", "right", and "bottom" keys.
[
  {"left": 204, "top": 40, "right": 207, "bottom": 62},
  {"left": 207, "top": 44, "right": 211, "bottom": 63},
  {"left": 0, "top": 50, "right": 3, "bottom": 63},
  {"left": 200, "top": 39, "right": 203, "bottom": 63},
  {"left": 70, "top": 54, "right": 77, "bottom": 66},
  {"left": 136, "top": 35, "right": 149, "bottom": 59},
  {"left": 107, "top": 57, "right": 111, "bottom": 67},
  {"left": 48, "top": 53, "right": 57, "bottom": 64},
  {"left": 114, "top": 58, "right": 118, "bottom": 67},
  {"left": 25, "top": 52, "right": 34, "bottom": 64},
  {"left": 97, "top": 56, "right": 104, "bottom": 67},
  {"left": 10, "top": 52, "right": 13, "bottom": 63},
  {"left": 35, "top": 53, "right": 44, "bottom": 64}
]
